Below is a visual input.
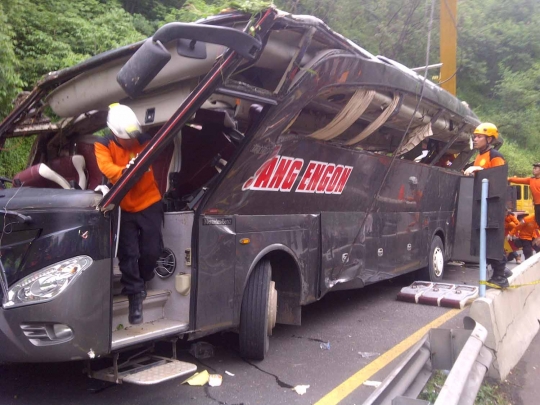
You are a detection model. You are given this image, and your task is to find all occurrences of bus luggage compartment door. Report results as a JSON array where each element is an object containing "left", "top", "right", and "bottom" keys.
[{"left": 320, "top": 212, "right": 368, "bottom": 293}]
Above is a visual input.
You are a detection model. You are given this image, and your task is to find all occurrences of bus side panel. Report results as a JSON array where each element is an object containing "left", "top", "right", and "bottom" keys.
[{"left": 194, "top": 216, "right": 236, "bottom": 333}]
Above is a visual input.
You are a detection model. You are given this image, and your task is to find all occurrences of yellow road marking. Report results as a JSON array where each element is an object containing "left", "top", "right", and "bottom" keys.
[{"left": 315, "top": 308, "right": 463, "bottom": 405}]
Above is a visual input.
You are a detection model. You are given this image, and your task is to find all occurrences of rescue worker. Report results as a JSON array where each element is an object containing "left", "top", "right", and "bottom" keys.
[
  {"left": 505, "top": 209, "right": 521, "bottom": 263},
  {"left": 95, "top": 103, "right": 163, "bottom": 325},
  {"left": 464, "top": 123, "right": 511, "bottom": 288},
  {"left": 509, "top": 214, "right": 540, "bottom": 260},
  {"left": 508, "top": 163, "right": 540, "bottom": 227}
]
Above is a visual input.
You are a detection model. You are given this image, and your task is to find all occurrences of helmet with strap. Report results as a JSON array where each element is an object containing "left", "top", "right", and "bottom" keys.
[
  {"left": 473, "top": 122, "right": 498, "bottom": 139},
  {"left": 107, "top": 103, "right": 141, "bottom": 140}
]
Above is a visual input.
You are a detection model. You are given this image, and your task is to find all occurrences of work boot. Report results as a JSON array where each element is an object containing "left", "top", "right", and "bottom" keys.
[
  {"left": 128, "top": 293, "right": 144, "bottom": 325},
  {"left": 487, "top": 276, "right": 509, "bottom": 289},
  {"left": 504, "top": 268, "right": 513, "bottom": 278}
]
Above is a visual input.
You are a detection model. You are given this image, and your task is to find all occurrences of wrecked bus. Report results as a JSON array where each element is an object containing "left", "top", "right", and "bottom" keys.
[{"left": 0, "top": 7, "right": 480, "bottom": 384}]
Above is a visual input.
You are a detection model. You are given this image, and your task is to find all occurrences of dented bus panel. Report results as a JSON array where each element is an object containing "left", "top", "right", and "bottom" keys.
[{"left": 0, "top": 7, "right": 479, "bottom": 372}]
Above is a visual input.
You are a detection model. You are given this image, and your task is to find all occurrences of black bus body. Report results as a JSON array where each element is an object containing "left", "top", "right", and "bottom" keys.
[{"left": 0, "top": 7, "right": 480, "bottom": 369}]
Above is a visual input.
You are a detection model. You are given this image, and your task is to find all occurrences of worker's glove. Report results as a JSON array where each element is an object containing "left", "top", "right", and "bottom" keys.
[
  {"left": 463, "top": 166, "right": 483, "bottom": 176},
  {"left": 506, "top": 234, "right": 514, "bottom": 241},
  {"left": 125, "top": 154, "right": 138, "bottom": 170},
  {"left": 94, "top": 185, "right": 110, "bottom": 196}
]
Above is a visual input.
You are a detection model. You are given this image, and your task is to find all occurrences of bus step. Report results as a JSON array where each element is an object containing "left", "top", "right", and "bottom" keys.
[
  {"left": 123, "top": 357, "right": 197, "bottom": 385},
  {"left": 112, "top": 318, "right": 189, "bottom": 350},
  {"left": 112, "top": 290, "right": 171, "bottom": 328},
  {"left": 92, "top": 355, "right": 197, "bottom": 385},
  {"left": 397, "top": 282, "right": 478, "bottom": 309}
]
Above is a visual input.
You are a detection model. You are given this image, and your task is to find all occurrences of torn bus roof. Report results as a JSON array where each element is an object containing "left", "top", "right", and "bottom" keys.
[{"left": 0, "top": 6, "right": 478, "bottom": 150}]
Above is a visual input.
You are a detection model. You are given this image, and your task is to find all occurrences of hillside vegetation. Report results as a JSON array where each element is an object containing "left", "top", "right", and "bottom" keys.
[{"left": 1, "top": 0, "right": 538, "bottom": 176}]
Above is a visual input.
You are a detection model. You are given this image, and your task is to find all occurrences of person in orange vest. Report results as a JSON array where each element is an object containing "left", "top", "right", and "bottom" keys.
[
  {"left": 95, "top": 103, "right": 163, "bottom": 325},
  {"left": 504, "top": 209, "right": 521, "bottom": 263},
  {"left": 464, "top": 123, "right": 511, "bottom": 288},
  {"left": 509, "top": 214, "right": 540, "bottom": 259},
  {"left": 508, "top": 163, "right": 540, "bottom": 227}
]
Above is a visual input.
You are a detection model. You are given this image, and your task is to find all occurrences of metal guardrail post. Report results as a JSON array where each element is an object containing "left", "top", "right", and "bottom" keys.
[
  {"left": 479, "top": 178, "right": 489, "bottom": 298},
  {"left": 434, "top": 318, "right": 490, "bottom": 405},
  {"left": 363, "top": 318, "right": 492, "bottom": 405}
]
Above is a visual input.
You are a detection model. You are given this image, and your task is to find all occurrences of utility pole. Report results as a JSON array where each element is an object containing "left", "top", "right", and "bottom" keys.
[{"left": 440, "top": 0, "right": 457, "bottom": 95}]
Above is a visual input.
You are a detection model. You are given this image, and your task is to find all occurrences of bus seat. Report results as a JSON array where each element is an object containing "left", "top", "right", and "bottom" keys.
[
  {"left": 48, "top": 155, "right": 87, "bottom": 190},
  {"left": 74, "top": 136, "right": 105, "bottom": 190},
  {"left": 14, "top": 163, "right": 71, "bottom": 189}
]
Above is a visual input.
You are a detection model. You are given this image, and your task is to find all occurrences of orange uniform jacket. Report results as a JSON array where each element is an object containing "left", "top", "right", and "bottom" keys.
[
  {"left": 505, "top": 214, "right": 519, "bottom": 234},
  {"left": 510, "top": 215, "right": 540, "bottom": 241},
  {"left": 508, "top": 176, "right": 540, "bottom": 205},
  {"left": 473, "top": 148, "right": 505, "bottom": 169},
  {"left": 95, "top": 133, "right": 161, "bottom": 212}
]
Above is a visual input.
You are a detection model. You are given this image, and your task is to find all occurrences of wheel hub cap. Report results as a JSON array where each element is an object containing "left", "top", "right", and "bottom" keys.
[{"left": 433, "top": 247, "right": 444, "bottom": 277}]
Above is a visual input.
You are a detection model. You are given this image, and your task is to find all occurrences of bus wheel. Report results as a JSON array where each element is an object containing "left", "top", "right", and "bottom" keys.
[
  {"left": 422, "top": 236, "right": 445, "bottom": 282},
  {"left": 239, "top": 259, "right": 277, "bottom": 360}
]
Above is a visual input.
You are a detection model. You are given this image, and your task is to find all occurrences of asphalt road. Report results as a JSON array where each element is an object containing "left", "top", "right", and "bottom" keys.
[{"left": 0, "top": 262, "right": 490, "bottom": 405}]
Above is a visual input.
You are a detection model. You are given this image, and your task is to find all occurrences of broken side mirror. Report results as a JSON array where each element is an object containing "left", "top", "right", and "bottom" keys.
[{"left": 117, "top": 22, "right": 262, "bottom": 98}]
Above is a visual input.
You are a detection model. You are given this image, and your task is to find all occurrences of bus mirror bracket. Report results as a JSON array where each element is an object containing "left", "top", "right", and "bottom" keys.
[{"left": 117, "top": 23, "right": 262, "bottom": 98}]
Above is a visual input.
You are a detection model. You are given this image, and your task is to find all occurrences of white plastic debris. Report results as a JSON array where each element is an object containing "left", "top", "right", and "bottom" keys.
[
  {"left": 358, "top": 351, "right": 380, "bottom": 358},
  {"left": 363, "top": 380, "right": 381, "bottom": 388},
  {"left": 87, "top": 349, "right": 95, "bottom": 359},
  {"left": 320, "top": 341, "right": 331, "bottom": 350},
  {"left": 225, "top": 371, "right": 235, "bottom": 376},
  {"left": 208, "top": 374, "right": 222, "bottom": 387},
  {"left": 292, "top": 385, "right": 310, "bottom": 395}
]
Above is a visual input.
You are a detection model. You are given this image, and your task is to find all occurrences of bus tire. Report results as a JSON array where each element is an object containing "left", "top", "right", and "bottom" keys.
[
  {"left": 422, "top": 235, "right": 445, "bottom": 282},
  {"left": 239, "top": 259, "right": 276, "bottom": 360}
]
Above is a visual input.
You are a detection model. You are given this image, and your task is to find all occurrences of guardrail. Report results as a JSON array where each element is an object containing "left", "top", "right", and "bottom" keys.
[{"left": 363, "top": 317, "right": 492, "bottom": 405}]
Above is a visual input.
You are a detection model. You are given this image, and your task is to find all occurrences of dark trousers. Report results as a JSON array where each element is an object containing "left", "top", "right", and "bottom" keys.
[
  {"left": 521, "top": 239, "right": 535, "bottom": 259},
  {"left": 118, "top": 202, "right": 163, "bottom": 295},
  {"left": 535, "top": 205, "right": 540, "bottom": 228},
  {"left": 487, "top": 254, "right": 507, "bottom": 278}
]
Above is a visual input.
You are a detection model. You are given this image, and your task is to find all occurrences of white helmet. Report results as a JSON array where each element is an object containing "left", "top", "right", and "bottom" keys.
[{"left": 107, "top": 103, "right": 141, "bottom": 139}]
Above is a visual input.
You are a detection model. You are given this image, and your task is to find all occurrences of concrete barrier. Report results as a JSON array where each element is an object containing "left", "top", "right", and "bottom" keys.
[{"left": 469, "top": 253, "right": 540, "bottom": 381}]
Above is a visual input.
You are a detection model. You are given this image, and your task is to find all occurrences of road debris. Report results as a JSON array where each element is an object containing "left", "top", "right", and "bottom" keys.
[
  {"left": 319, "top": 341, "right": 331, "bottom": 350},
  {"left": 208, "top": 374, "right": 223, "bottom": 387},
  {"left": 182, "top": 370, "right": 209, "bottom": 386},
  {"left": 363, "top": 380, "right": 381, "bottom": 388},
  {"left": 358, "top": 351, "right": 379, "bottom": 358},
  {"left": 189, "top": 342, "right": 214, "bottom": 359},
  {"left": 225, "top": 371, "right": 235, "bottom": 376},
  {"left": 292, "top": 385, "right": 310, "bottom": 395}
]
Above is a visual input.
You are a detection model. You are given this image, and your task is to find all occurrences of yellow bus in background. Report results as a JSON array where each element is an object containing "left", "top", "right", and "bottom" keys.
[{"left": 510, "top": 184, "right": 534, "bottom": 217}]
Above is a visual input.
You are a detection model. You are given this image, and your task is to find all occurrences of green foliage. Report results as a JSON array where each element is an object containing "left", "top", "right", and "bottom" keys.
[
  {"left": 419, "top": 371, "right": 509, "bottom": 404},
  {"left": 0, "top": 3, "right": 23, "bottom": 119},
  {"left": 2, "top": 0, "right": 145, "bottom": 88},
  {"left": 162, "top": 0, "right": 273, "bottom": 23},
  {"left": 0, "top": 137, "right": 36, "bottom": 178},
  {"left": 502, "top": 140, "right": 538, "bottom": 177}
]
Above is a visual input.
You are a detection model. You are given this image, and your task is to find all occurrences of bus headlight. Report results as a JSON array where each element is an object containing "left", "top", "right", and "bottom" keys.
[{"left": 3, "top": 256, "right": 93, "bottom": 309}]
